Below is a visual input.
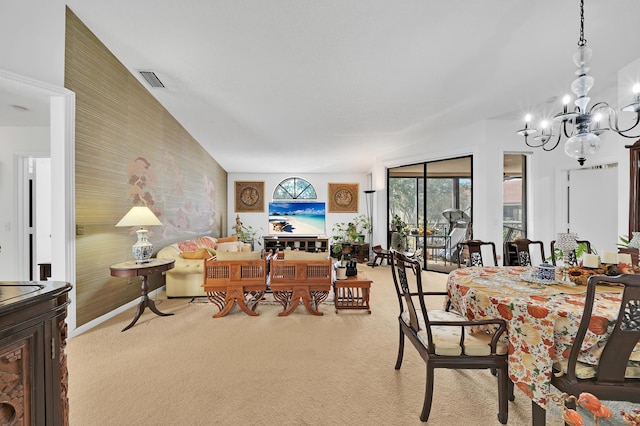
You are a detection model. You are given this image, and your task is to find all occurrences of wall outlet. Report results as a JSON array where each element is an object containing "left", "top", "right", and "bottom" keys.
[{"left": 76, "top": 225, "right": 84, "bottom": 235}]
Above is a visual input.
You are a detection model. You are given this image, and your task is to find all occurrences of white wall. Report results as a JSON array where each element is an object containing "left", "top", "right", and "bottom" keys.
[
  {"left": 0, "top": 127, "right": 49, "bottom": 279},
  {"left": 227, "top": 173, "right": 370, "bottom": 245}
]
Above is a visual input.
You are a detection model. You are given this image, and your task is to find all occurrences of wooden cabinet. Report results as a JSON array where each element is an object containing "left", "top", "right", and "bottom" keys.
[
  {"left": 263, "top": 237, "right": 329, "bottom": 253},
  {"left": 0, "top": 281, "right": 71, "bottom": 425}
]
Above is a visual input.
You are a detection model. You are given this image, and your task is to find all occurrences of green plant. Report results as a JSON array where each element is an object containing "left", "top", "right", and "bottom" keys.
[
  {"left": 618, "top": 235, "right": 632, "bottom": 248},
  {"left": 390, "top": 214, "right": 408, "bottom": 236},
  {"left": 332, "top": 214, "right": 371, "bottom": 244},
  {"left": 549, "top": 242, "right": 595, "bottom": 262}
]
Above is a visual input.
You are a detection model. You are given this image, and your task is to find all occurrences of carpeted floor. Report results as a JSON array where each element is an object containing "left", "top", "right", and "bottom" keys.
[{"left": 65, "top": 265, "right": 636, "bottom": 425}]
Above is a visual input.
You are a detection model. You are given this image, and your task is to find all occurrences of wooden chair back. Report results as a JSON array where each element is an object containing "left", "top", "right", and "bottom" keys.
[
  {"left": 533, "top": 274, "right": 640, "bottom": 424},
  {"left": 549, "top": 239, "right": 592, "bottom": 266},
  {"left": 456, "top": 240, "right": 498, "bottom": 267},
  {"left": 389, "top": 250, "right": 512, "bottom": 423},
  {"left": 504, "top": 238, "right": 545, "bottom": 266}
]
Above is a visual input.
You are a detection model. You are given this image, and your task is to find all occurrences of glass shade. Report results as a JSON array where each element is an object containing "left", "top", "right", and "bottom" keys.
[{"left": 564, "top": 132, "right": 600, "bottom": 163}]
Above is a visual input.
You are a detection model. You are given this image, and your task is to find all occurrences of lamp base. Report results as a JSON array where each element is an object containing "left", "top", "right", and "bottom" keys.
[{"left": 132, "top": 228, "right": 153, "bottom": 264}]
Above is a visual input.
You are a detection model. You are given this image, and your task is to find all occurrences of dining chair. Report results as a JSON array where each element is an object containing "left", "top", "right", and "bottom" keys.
[
  {"left": 456, "top": 239, "right": 498, "bottom": 267},
  {"left": 390, "top": 250, "right": 513, "bottom": 424},
  {"left": 549, "top": 239, "right": 592, "bottom": 266},
  {"left": 503, "top": 238, "right": 545, "bottom": 266},
  {"left": 531, "top": 273, "right": 640, "bottom": 425}
]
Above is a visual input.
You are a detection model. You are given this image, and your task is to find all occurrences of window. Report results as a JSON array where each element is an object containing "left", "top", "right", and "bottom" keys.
[
  {"left": 503, "top": 154, "right": 527, "bottom": 242},
  {"left": 273, "top": 177, "right": 317, "bottom": 199}
]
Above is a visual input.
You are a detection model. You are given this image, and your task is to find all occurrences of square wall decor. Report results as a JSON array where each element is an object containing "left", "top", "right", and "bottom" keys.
[
  {"left": 328, "top": 183, "right": 359, "bottom": 212},
  {"left": 235, "top": 181, "right": 265, "bottom": 212}
]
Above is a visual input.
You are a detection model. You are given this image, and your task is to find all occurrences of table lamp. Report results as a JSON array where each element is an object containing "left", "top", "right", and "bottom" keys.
[{"left": 116, "top": 206, "right": 163, "bottom": 263}]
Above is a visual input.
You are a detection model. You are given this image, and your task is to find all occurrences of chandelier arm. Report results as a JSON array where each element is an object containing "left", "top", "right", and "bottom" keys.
[
  {"left": 561, "top": 120, "right": 573, "bottom": 139},
  {"left": 524, "top": 134, "right": 550, "bottom": 149},
  {"left": 541, "top": 132, "right": 562, "bottom": 152},
  {"left": 610, "top": 111, "right": 640, "bottom": 137}
]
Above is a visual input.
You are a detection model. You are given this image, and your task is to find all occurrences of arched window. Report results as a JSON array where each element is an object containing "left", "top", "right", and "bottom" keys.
[{"left": 273, "top": 177, "right": 317, "bottom": 199}]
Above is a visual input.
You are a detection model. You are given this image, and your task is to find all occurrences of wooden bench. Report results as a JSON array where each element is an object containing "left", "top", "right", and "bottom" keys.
[
  {"left": 269, "top": 257, "right": 332, "bottom": 316},
  {"left": 203, "top": 255, "right": 267, "bottom": 318}
]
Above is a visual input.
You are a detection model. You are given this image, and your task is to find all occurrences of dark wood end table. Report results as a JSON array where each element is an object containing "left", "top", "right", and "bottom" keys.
[
  {"left": 333, "top": 272, "right": 372, "bottom": 314},
  {"left": 110, "top": 258, "right": 175, "bottom": 331}
]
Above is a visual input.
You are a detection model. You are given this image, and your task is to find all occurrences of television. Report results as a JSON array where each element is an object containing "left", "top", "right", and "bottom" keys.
[{"left": 268, "top": 201, "right": 326, "bottom": 236}]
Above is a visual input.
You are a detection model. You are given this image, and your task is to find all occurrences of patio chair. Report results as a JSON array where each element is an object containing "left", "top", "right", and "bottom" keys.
[
  {"left": 549, "top": 239, "right": 592, "bottom": 266},
  {"left": 504, "top": 238, "right": 545, "bottom": 266},
  {"left": 390, "top": 250, "right": 513, "bottom": 423},
  {"left": 531, "top": 273, "right": 640, "bottom": 425},
  {"left": 370, "top": 244, "right": 392, "bottom": 267},
  {"left": 456, "top": 239, "right": 498, "bottom": 267}
]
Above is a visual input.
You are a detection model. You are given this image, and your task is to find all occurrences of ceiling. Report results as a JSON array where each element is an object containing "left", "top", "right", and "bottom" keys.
[{"left": 5, "top": 1, "right": 640, "bottom": 173}]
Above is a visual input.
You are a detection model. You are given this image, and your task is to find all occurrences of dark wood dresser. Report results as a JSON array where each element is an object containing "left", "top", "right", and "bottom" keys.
[{"left": 0, "top": 281, "right": 72, "bottom": 425}]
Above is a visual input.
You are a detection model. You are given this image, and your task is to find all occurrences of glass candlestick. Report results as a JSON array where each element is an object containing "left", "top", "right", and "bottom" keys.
[{"left": 556, "top": 232, "right": 578, "bottom": 282}]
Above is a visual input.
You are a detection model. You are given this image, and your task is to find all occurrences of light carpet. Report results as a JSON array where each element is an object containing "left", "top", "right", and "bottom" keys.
[{"left": 65, "top": 265, "right": 635, "bottom": 425}]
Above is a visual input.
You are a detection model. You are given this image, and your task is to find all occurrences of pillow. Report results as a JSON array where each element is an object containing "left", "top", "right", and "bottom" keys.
[
  {"left": 181, "top": 248, "right": 211, "bottom": 260},
  {"left": 283, "top": 251, "right": 330, "bottom": 261},
  {"left": 195, "top": 236, "right": 216, "bottom": 249},
  {"left": 176, "top": 240, "right": 198, "bottom": 252},
  {"left": 216, "top": 242, "right": 240, "bottom": 252},
  {"left": 216, "top": 251, "right": 262, "bottom": 261},
  {"left": 217, "top": 235, "right": 238, "bottom": 243}
]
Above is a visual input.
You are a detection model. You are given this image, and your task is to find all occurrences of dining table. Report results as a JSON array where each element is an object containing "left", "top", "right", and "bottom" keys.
[{"left": 446, "top": 265, "right": 640, "bottom": 412}]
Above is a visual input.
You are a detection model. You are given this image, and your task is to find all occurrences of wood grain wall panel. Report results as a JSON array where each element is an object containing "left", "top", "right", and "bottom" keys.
[{"left": 66, "top": 8, "right": 227, "bottom": 326}]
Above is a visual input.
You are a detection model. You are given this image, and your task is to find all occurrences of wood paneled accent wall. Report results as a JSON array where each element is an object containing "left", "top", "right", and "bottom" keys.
[{"left": 65, "top": 8, "right": 227, "bottom": 326}]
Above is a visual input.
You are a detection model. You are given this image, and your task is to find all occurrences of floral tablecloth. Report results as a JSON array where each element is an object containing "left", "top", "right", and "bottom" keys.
[{"left": 446, "top": 266, "right": 638, "bottom": 408}]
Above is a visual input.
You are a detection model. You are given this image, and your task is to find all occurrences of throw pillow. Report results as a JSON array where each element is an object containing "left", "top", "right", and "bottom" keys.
[
  {"left": 195, "top": 236, "right": 216, "bottom": 249},
  {"left": 216, "top": 241, "right": 240, "bottom": 252},
  {"left": 177, "top": 240, "right": 199, "bottom": 252},
  {"left": 216, "top": 235, "right": 238, "bottom": 243},
  {"left": 181, "top": 248, "right": 210, "bottom": 259}
]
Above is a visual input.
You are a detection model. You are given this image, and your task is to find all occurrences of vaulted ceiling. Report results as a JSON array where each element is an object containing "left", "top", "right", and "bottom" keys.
[{"left": 5, "top": 1, "right": 640, "bottom": 173}]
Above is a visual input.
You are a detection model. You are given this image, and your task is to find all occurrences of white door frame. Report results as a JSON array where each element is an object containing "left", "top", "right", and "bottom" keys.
[{"left": 1, "top": 69, "right": 77, "bottom": 332}]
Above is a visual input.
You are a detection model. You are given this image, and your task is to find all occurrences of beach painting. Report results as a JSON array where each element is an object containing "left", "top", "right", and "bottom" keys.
[{"left": 268, "top": 201, "right": 326, "bottom": 235}]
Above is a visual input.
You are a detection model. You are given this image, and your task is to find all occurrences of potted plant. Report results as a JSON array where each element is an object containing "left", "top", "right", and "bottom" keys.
[
  {"left": 232, "top": 214, "right": 263, "bottom": 247},
  {"left": 390, "top": 214, "right": 408, "bottom": 251},
  {"left": 618, "top": 234, "right": 640, "bottom": 265}
]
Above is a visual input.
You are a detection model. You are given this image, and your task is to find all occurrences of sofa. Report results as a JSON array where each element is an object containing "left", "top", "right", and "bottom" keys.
[{"left": 156, "top": 235, "right": 252, "bottom": 297}]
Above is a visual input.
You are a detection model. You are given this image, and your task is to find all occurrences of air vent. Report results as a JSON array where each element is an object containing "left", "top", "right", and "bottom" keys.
[{"left": 138, "top": 70, "right": 165, "bottom": 88}]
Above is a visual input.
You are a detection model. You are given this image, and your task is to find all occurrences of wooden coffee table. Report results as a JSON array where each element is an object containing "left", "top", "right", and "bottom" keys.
[{"left": 333, "top": 272, "right": 372, "bottom": 314}]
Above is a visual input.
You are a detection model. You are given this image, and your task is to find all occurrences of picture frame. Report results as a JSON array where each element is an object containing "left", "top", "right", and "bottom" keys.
[
  {"left": 328, "top": 183, "right": 359, "bottom": 212},
  {"left": 235, "top": 181, "right": 265, "bottom": 212}
]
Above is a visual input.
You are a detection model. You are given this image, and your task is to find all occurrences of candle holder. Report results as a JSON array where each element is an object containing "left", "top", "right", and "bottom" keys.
[{"left": 556, "top": 232, "right": 578, "bottom": 282}]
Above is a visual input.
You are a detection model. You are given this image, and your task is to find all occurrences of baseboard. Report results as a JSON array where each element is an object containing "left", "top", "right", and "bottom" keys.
[{"left": 68, "top": 286, "right": 165, "bottom": 338}]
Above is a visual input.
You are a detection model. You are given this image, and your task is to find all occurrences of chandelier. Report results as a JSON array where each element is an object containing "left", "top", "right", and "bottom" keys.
[{"left": 517, "top": 0, "right": 640, "bottom": 166}]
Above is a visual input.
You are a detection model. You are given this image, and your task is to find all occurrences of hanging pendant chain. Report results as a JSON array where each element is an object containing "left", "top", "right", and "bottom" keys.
[{"left": 578, "top": 0, "right": 587, "bottom": 47}]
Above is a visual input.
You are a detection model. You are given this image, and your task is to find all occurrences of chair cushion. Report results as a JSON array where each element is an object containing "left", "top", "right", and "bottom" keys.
[
  {"left": 283, "top": 251, "right": 329, "bottom": 260},
  {"left": 215, "top": 250, "right": 261, "bottom": 260},
  {"left": 553, "top": 359, "right": 640, "bottom": 379},
  {"left": 401, "top": 309, "right": 507, "bottom": 356}
]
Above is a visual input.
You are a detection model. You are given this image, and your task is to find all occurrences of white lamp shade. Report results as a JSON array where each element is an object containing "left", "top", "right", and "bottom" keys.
[{"left": 116, "top": 206, "right": 162, "bottom": 227}]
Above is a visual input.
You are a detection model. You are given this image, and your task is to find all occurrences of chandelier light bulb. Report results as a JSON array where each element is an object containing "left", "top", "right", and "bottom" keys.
[
  {"left": 524, "top": 114, "right": 532, "bottom": 123},
  {"left": 633, "top": 84, "right": 640, "bottom": 94},
  {"left": 562, "top": 94, "right": 571, "bottom": 105}
]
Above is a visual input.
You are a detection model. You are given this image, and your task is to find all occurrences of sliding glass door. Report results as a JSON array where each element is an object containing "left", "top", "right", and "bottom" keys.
[{"left": 388, "top": 156, "right": 472, "bottom": 271}]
